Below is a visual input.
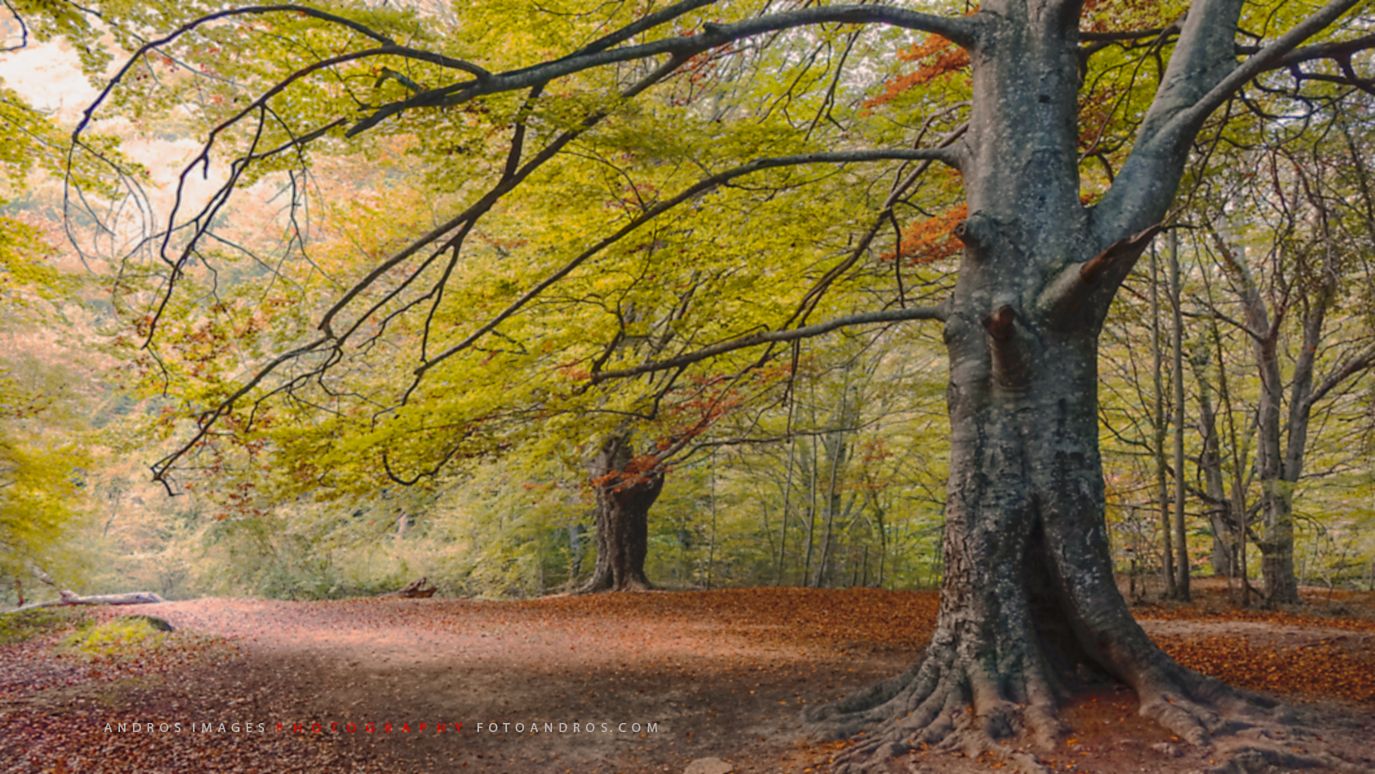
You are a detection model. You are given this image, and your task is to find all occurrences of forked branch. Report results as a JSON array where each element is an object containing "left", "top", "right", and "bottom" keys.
[{"left": 1037, "top": 223, "right": 1163, "bottom": 326}]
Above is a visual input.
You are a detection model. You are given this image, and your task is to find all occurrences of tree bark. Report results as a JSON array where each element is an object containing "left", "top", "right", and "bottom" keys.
[
  {"left": 1249, "top": 288, "right": 1301, "bottom": 606},
  {"left": 1210, "top": 312, "right": 1253, "bottom": 606},
  {"left": 814, "top": 289, "right": 1272, "bottom": 765},
  {"left": 1168, "top": 229, "right": 1190, "bottom": 599},
  {"left": 1191, "top": 355, "right": 1239, "bottom": 579},
  {"left": 801, "top": 421, "right": 819, "bottom": 585},
  {"left": 1214, "top": 238, "right": 1302, "bottom": 605},
  {"left": 1148, "top": 244, "right": 1177, "bottom": 597},
  {"left": 809, "top": 2, "right": 1317, "bottom": 767},
  {"left": 813, "top": 388, "right": 853, "bottom": 588},
  {"left": 774, "top": 418, "right": 796, "bottom": 585},
  {"left": 579, "top": 433, "right": 663, "bottom": 593},
  {"left": 567, "top": 523, "right": 584, "bottom": 585}
]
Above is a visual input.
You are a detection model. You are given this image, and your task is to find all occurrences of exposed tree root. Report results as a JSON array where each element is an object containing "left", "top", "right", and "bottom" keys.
[
  {"left": 574, "top": 574, "right": 653, "bottom": 594},
  {"left": 808, "top": 646, "right": 1363, "bottom": 773},
  {"left": 1136, "top": 662, "right": 1364, "bottom": 773},
  {"left": 807, "top": 642, "right": 1066, "bottom": 774}
]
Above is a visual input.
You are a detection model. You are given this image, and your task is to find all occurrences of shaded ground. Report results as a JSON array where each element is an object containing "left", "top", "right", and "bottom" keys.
[{"left": 2, "top": 584, "right": 1373, "bottom": 773}]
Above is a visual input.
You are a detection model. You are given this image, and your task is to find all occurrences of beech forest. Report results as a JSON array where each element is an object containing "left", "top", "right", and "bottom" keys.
[{"left": 0, "top": 1, "right": 1372, "bottom": 772}]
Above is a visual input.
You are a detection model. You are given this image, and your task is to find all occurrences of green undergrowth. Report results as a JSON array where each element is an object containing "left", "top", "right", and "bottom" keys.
[
  {"left": 60, "top": 616, "right": 169, "bottom": 658},
  {"left": 0, "top": 607, "right": 89, "bottom": 645}
]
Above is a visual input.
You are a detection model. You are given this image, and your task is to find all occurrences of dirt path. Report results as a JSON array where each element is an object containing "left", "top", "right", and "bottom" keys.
[
  {"left": 144, "top": 594, "right": 918, "bottom": 773},
  {"left": 3, "top": 588, "right": 1373, "bottom": 773}
]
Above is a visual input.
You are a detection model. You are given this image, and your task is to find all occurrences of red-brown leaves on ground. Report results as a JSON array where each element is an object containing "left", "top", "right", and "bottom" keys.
[{"left": 2, "top": 587, "right": 1371, "bottom": 773}]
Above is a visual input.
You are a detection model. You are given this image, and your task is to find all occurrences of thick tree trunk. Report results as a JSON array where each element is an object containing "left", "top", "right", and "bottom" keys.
[
  {"left": 812, "top": 302, "right": 1277, "bottom": 766},
  {"left": 809, "top": 3, "right": 1307, "bottom": 768},
  {"left": 579, "top": 433, "right": 663, "bottom": 593}
]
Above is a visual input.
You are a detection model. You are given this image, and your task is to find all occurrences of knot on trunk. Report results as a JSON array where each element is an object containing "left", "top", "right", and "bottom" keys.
[
  {"left": 981, "top": 305, "right": 1015, "bottom": 341},
  {"left": 952, "top": 210, "right": 1003, "bottom": 253},
  {"left": 981, "top": 304, "right": 1030, "bottom": 388}
]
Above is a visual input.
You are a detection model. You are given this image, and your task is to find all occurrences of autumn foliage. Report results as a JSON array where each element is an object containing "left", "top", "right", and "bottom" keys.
[
  {"left": 3, "top": 587, "right": 1372, "bottom": 772},
  {"left": 882, "top": 203, "right": 968, "bottom": 265},
  {"left": 864, "top": 35, "right": 971, "bottom": 111}
]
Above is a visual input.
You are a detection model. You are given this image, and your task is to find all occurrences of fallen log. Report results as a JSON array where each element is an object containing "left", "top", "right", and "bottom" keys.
[
  {"left": 386, "top": 577, "right": 437, "bottom": 598},
  {"left": 56, "top": 590, "right": 165, "bottom": 606},
  {"left": 4, "top": 590, "right": 165, "bottom": 614}
]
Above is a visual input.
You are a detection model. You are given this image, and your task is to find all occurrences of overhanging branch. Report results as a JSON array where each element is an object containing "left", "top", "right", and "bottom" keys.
[
  {"left": 347, "top": 4, "right": 979, "bottom": 135},
  {"left": 590, "top": 305, "right": 946, "bottom": 383},
  {"left": 416, "top": 147, "right": 958, "bottom": 376},
  {"left": 1093, "top": 0, "right": 1362, "bottom": 240},
  {"left": 1165, "top": 0, "right": 1365, "bottom": 141}
]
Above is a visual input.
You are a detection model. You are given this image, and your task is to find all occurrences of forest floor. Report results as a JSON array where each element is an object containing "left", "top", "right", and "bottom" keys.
[{"left": 1, "top": 581, "right": 1373, "bottom": 773}]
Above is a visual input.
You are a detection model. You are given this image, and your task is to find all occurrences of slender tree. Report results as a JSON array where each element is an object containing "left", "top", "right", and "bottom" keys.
[
  {"left": 1148, "top": 242, "right": 1176, "bottom": 597},
  {"left": 1168, "top": 228, "right": 1191, "bottom": 599}
]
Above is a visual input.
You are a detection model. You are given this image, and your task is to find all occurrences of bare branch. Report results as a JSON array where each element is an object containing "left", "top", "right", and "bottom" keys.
[
  {"left": 72, "top": 4, "right": 475, "bottom": 139},
  {"left": 1165, "top": 0, "right": 1365, "bottom": 143},
  {"left": 347, "top": 4, "right": 979, "bottom": 134},
  {"left": 149, "top": 335, "right": 333, "bottom": 491},
  {"left": 590, "top": 305, "right": 946, "bottom": 383},
  {"left": 145, "top": 56, "right": 694, "bottom": 487},
  {"left": 319, "top": 55, "right": 684, "bottom": 338},
  {"left": 1095, "top": 0, "right": 1362, "bottom": 240},
  {"left": 1304, "top": 344, "right": 1375, "bottom": 411}
]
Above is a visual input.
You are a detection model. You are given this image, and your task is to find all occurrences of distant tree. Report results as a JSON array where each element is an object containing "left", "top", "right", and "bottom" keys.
[{"left": 1194, "top": 114, "right": 1375, "bottom": 604}]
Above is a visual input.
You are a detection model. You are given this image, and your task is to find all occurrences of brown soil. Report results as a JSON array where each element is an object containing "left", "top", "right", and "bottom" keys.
[{"left": 2, "top": 586, "right": 1372, "bottom": 773}]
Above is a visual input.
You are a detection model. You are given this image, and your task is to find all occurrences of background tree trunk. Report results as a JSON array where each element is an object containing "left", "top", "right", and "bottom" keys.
[
  {"left": 1168, "top": 229, "right": 1190, "bottom": 599},
  {"left": 1214, "top": 240, "right": 1301, "bottom": 605},
  {"left": 580, "top": 433, "right": 664, "bottom": 593},
  {"left": 1148, "top": 245, "right": 1177, "bottom": 598},
  {"left": 1191, "top": 349, "right": 1238, "bottom": 579}
]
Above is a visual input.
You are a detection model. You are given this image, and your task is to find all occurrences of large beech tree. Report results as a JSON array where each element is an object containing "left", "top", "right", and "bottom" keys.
[{"left": 74, "top": 0, "right": 1372, "bottom": 769}]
